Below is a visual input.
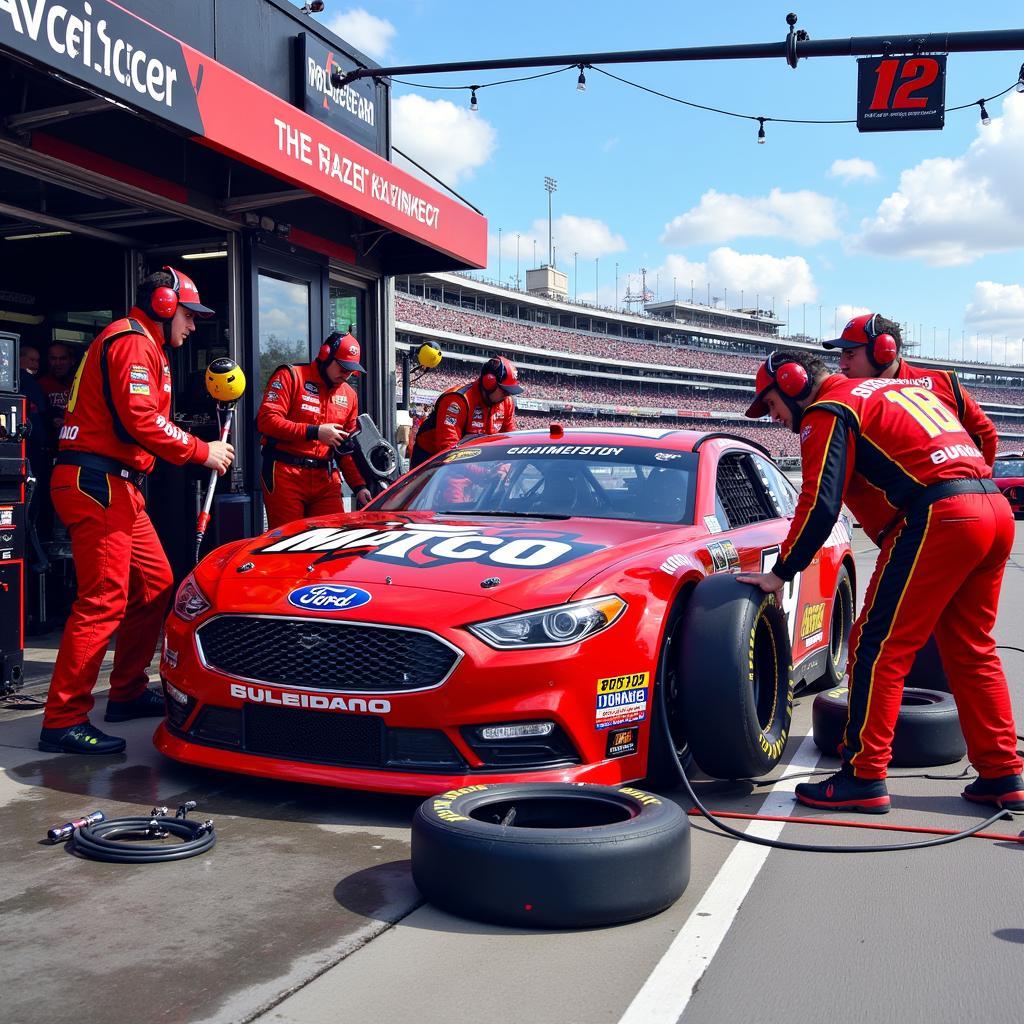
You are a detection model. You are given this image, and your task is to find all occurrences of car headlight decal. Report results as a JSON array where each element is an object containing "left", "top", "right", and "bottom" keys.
[
  {"left": 468, "top": 595, "right": 626, "bottom": 649},
  {"left": 173, "top": 573, "right": 211, "bottom": 621}
]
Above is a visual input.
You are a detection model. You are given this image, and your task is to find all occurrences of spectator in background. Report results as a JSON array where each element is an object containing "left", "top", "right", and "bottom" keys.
[
  {"left": 38, "top": 342, "right": 78, "bottom": 447},
  {"left": 20, "top": 344, "right": 41, "bottom": 376}
]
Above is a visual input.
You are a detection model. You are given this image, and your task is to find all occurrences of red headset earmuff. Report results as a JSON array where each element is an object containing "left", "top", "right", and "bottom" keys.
[
  {"left": 318, "top": 332, "right": 342, "bottom": 365},
  {"left": 480, "top": 359, "right": 501, "bottom": 392},
  {"left": 768, "top": 352, "right": 812, "bottom": 401},
  {"left": 147, "top": 266, "right": 180, "bottom": 321},
  {"left": 865, "top": 314, "right": 897, "bottom": 369}
]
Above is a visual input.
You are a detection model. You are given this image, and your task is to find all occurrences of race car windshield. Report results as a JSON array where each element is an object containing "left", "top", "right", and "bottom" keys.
[{"left": 376, "top": 444, "right": 698, "bottom": 524}]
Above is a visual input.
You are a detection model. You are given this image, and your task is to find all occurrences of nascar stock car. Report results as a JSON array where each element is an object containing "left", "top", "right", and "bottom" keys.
[{"left": 155, "top": 427, "right": 855, "bottom": 795}]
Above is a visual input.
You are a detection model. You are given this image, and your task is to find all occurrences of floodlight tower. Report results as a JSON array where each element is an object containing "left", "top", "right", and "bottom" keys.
[{"left": 544, "top": 176, "right": 557, "bottom": 267}]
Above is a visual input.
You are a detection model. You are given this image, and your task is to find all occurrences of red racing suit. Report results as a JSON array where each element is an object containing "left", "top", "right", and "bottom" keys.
[
  {"left": 773, "top": 374, "right": 1020, "bottom": 780},
  {"left": 44, "top": 309, "right": 211, "bottom": 729},
  {"left": 410, "top": 381, "right": 517, "bottom": 468},
  {"left": 256, "top": 361, "right": 366, "bottom": 528}
]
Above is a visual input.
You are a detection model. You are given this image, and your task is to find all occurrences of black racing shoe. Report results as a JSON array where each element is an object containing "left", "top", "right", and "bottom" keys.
[
  {"left": 962, "top": 774, "right": 1024, "bottom": 812},
  {"left": 104, "top": 687, "right": 167, "bottom": 722},
  {"left": 795, "top": 765, "right": 891, "bottom": 814},
  {"left": 38, "top": 722, "right": 127, "bottom": 755}
]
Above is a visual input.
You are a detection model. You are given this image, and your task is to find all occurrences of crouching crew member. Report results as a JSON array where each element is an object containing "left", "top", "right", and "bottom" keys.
[
  {"left": 737, "top": 350, "right": 1022, "bottom": 813},
  {"left": 410, "top": 356, "right": 522, "bottom": 468},
  {"left": 257, "top": 331, "right": 370, "bottom": 529},
  {"left": 40, "top": 267, "right": 234, "bottom": 755}
]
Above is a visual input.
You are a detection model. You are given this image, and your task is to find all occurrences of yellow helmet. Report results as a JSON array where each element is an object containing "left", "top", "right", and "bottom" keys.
[
  {"left": 205, "top": 357, "right": 246, "bottom": 402},
  {"left": 416, "top": 341, "right": 442, "bottom": 369}
]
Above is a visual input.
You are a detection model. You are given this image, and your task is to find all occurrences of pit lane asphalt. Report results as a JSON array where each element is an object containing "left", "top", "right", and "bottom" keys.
[{"left": 2, "top": 523, "right": 1022, "bottom": 1024}]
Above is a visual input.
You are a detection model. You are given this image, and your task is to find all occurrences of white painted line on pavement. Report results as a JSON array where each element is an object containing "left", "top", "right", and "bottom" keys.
[{"left": 618, "top": 733, "right": 822, "bottom": 1024}]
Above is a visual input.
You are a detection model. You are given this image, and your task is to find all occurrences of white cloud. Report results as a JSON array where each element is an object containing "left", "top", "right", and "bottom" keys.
[
  {"left": 853, "top": 92, "right": 1024, "bottom": 266},
  {"left": 964, "top": 281, "right": 1024, "bottom": 337},
  {"left": 657, "top": 248, "right": 818, "bottom": 306},
  {"left": 828, "top": 158, "right": 878, "bottom": 183},
  {"left": 660, "top": 188, "right": 842, "bottom": 246},
  {"left": 391, "top": 95, "right": 497, "bottom": 186},
  {"left": 530, "top": 215, "right": 627, "bottom": 260},
  {"left": 324, "top": 8, "right": 396, "bottom": 60}
]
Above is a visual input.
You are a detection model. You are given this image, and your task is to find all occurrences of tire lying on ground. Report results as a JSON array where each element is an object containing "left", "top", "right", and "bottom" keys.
[
  {"left": 905, "top": 634, "right": 951, "bottom": 692},
  {"left": 411, "top": 783, "right": 689, "bottom": 928},
  {"left": 678, "top": 574, "right": 794, "bottom": 780},
  {"left": 812, "top": 686, "right": 966, "bottom": 767}
]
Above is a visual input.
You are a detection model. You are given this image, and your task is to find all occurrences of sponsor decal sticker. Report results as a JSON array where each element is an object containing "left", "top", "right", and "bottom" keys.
[
  {"left": 129, "top": 382, "right": 151, "bottom": 395},
  {"left": 229, "top": 682, "right": 390, "bottom": 715},
  {"left": 655, "top": 452, "right": 682, "bottom": 461},
  {"left": 707, "top": 540, "right": 740, "bottom": 573},
  {"left": 703, "top": 514, "right": 723, "bottom": 534},
  {"left": 799, "top": 601, "right": 826, "bottom": 646},
  {"left": 130, "top": 369, "right": 149, "bottom": 381},
  {"left": 596, "top": 686, "right": 648, "bottom": 729},
  {"left": 443, "top": 448, "right": 482, "bottom": 463},
  {"left": 506, "top": 445, "right": 624, "bottom": 457},
  {"left": 597, "top": 672, "right": 649, "bottom": 694},
  {"left": 286, "top": 583, "right": 372, "bottom": 611},
  {"left": 660, "top": 553, "right": 693, "bottom": 575},
  {"left": 259, "top": 523, "right": 603, "bottom": 570},
  {"left": 606, "top": 727, "right": 639, "bottom": 758}
]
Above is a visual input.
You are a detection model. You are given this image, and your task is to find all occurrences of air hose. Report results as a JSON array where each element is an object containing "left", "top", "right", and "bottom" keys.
[
  {"left": 657, "top": 684, "right": 1017, "bottom": 853},
  {"left": 65, "top": 803, "right": 216, "bottom": 863}
]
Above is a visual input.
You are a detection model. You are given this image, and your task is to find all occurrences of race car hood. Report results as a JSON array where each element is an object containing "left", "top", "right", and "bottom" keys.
[{"left": 203, "top": 510, "right": 695, "bottom": 612}]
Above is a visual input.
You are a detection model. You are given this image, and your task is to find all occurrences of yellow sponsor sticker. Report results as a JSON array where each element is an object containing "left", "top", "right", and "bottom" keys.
[
  {"left": 443, "top": 448, "right": 482, "bottom": 463},
  {"left": 596, "top": 671, "right": 649, "bottom": 694},
  {"left": 800, "top": 602, "right": 826, "bottom": 639}
]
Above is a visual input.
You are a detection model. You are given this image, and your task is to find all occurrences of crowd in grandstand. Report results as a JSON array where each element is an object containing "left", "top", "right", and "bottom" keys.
[{"left": 396, "top": 288, "right": 1024, "bottom": 460}]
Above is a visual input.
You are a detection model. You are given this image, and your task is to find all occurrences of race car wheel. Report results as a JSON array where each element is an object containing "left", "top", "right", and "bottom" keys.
[
  {"left": 678, "top": 574, "right": 794, "bottom": 780},
  {"left": 811, "top": 686, "right": 966, "bottom": 767},
  {"left": 411, "top": 783, "right": 690, "bottom": 929},
  {"left": 806, "top": 564, "right": 854, "bottom": 693}
]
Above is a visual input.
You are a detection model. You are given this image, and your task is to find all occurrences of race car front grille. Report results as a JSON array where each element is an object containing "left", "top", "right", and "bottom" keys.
[
  {"left": 196, "top": 615, "right": 461, "bottom": 692},
  {"left": 240, "top": 704, "right": 465, "bottom": 770}
]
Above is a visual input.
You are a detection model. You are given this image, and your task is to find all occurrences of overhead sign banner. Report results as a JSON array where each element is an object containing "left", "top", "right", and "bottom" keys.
[
  {"left": 296, "top": 32, "right": 380, "bottom": 155},
  {"left": 857, "top": 54, "right": 947, "bottom": 132},
  {"left": 0, "top": 0, "right": 487, "bottom": 267}
]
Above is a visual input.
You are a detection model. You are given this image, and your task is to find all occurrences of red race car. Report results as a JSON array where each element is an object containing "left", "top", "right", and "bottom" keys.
[
  {"left": 992, "top": 453, "right": 1024, "bottom": 518},
  {"left": 155, "top": 427, "right": 855, "bottom": 795}
]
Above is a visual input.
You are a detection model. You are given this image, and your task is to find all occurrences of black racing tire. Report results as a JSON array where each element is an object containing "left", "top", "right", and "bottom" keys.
[
  {"left": 811, "top": 686, "right": 966, "bottom": 767},
  {"left": 642, "top": 605, "right": 694, "bottom": 790},
  {"left": 806, "top": 564, "right": 854, "bottom": 693},
  {"left": 411, "top": 783, "right": 690, "bottom": 929},
  {"left": 678, "top": 574, "right": 794, "bottom": 780},
  {"left": 905, "top": 634, "right": 951, "bottom": 692}
]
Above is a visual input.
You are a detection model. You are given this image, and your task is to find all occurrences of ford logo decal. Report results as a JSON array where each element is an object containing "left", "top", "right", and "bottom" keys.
[{"left": 287, "top": 584, "right": 371, "bottom": 611}]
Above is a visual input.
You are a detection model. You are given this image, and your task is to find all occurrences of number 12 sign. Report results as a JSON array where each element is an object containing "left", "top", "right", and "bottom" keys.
[{"left": 857, "top": 55, "right": 947, "bottom": 132}]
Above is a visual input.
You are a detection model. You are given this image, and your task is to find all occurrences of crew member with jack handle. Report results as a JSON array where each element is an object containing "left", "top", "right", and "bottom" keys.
[
  {"left": 737, "top": 350, "right": 1023, "bottom": 814},
  {"left": 195, "top": 357, "right": 246, "bottom": 561},
  {"left": 40, "top": 267, "right": 234, "bottom": 755}
]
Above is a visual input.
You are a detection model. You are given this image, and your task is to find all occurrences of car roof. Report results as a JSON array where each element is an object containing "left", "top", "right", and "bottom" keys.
[{"left": 456, "top": 427, "right": 770, "bottom": 457}]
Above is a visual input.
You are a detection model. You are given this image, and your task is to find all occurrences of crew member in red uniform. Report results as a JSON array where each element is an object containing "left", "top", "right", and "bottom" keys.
[
  {"left": 257, "top": 331, "right": 370, "bottom": 528},
  {"left": 38, "top": 342, "right": 78, "bottom": 447},
  {"left": 738, "top": 350, "right": 1023, "bottom": 813},
  {"left": 410, "top": 356, "right": 521, "bottom": 468},
  {"left": 824, "top": 312, "right": 998, "bottom": 465},
  {"left": 40, "top": 267, "right": 234, "bottom": 755}
]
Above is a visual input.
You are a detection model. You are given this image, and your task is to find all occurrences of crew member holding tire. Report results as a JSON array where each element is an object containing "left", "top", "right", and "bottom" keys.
[
  {"left": 256, "top": 332, "right": 371, "bottom": 528},
  {"left": 40, "top": 268, "right": 234, "bottom": 755},
  {"left": 738, "top": 350, "right": 1022, "bottom": 813},
  {"left": 409, "top": 356, "right": 521, "bottom": 468}
]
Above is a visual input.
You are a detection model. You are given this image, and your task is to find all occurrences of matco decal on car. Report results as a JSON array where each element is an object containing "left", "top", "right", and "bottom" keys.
[
  {"left": 228, "top": 683, "right": 390, "bottom": 714},
  {"left": 287, "top": 584, "right": 371, "bottom": 610},
  {"left": 259, "top": 524, "right": 603, "bottom": 569},
  {"left": 660, "top": 553, "right": 695, "bottom": 576},
  {"left": 443, "top": 448, "right": 481, "bottom": 463}
]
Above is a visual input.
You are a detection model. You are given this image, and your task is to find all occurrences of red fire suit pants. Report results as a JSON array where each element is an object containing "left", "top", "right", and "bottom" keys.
[
  {"left": 842, "top": 491, "right": 1021, "bottom": 779},
  {"left": 44, "top": 464, "right": 174, "bottom": 729},
  {"left": 261, "top": 460, "right": 343, "bottom": 529}
]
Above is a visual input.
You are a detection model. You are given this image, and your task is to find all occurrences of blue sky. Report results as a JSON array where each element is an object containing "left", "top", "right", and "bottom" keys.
[{"left": 302, "top": 2, "right": 1024, "bottom": 365}]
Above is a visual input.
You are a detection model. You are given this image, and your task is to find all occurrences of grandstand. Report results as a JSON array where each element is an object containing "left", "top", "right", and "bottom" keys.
[{"left": 394, "top": 271, "right": 1024, "bottom": 460}]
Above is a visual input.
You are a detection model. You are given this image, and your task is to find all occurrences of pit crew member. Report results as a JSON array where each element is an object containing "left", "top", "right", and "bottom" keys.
[
  {"left": 256, "top": 331, "right": 370, "bottom": 528},
  {"left": 738, "top": 350, "right": 1022, "bottom": 814},
  {"left": 40, "top": 267, "right": 234, "bottom": 755},
  {"left": 410, "top": 356, "right": 521, "bottom": 468}
]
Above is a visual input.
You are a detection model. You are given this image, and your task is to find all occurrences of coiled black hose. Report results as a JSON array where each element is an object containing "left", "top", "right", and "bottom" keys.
[{"left": 71, "top": 812, "right": 215, "bottom": 863}]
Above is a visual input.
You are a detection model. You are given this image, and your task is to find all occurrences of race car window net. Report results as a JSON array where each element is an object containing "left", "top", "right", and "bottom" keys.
[
  {"left": 715, "top": 453, "right": 778, "bottom": 528},
  {"left": 375, "top": 446, "right": 699, "bottom": 525}
]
